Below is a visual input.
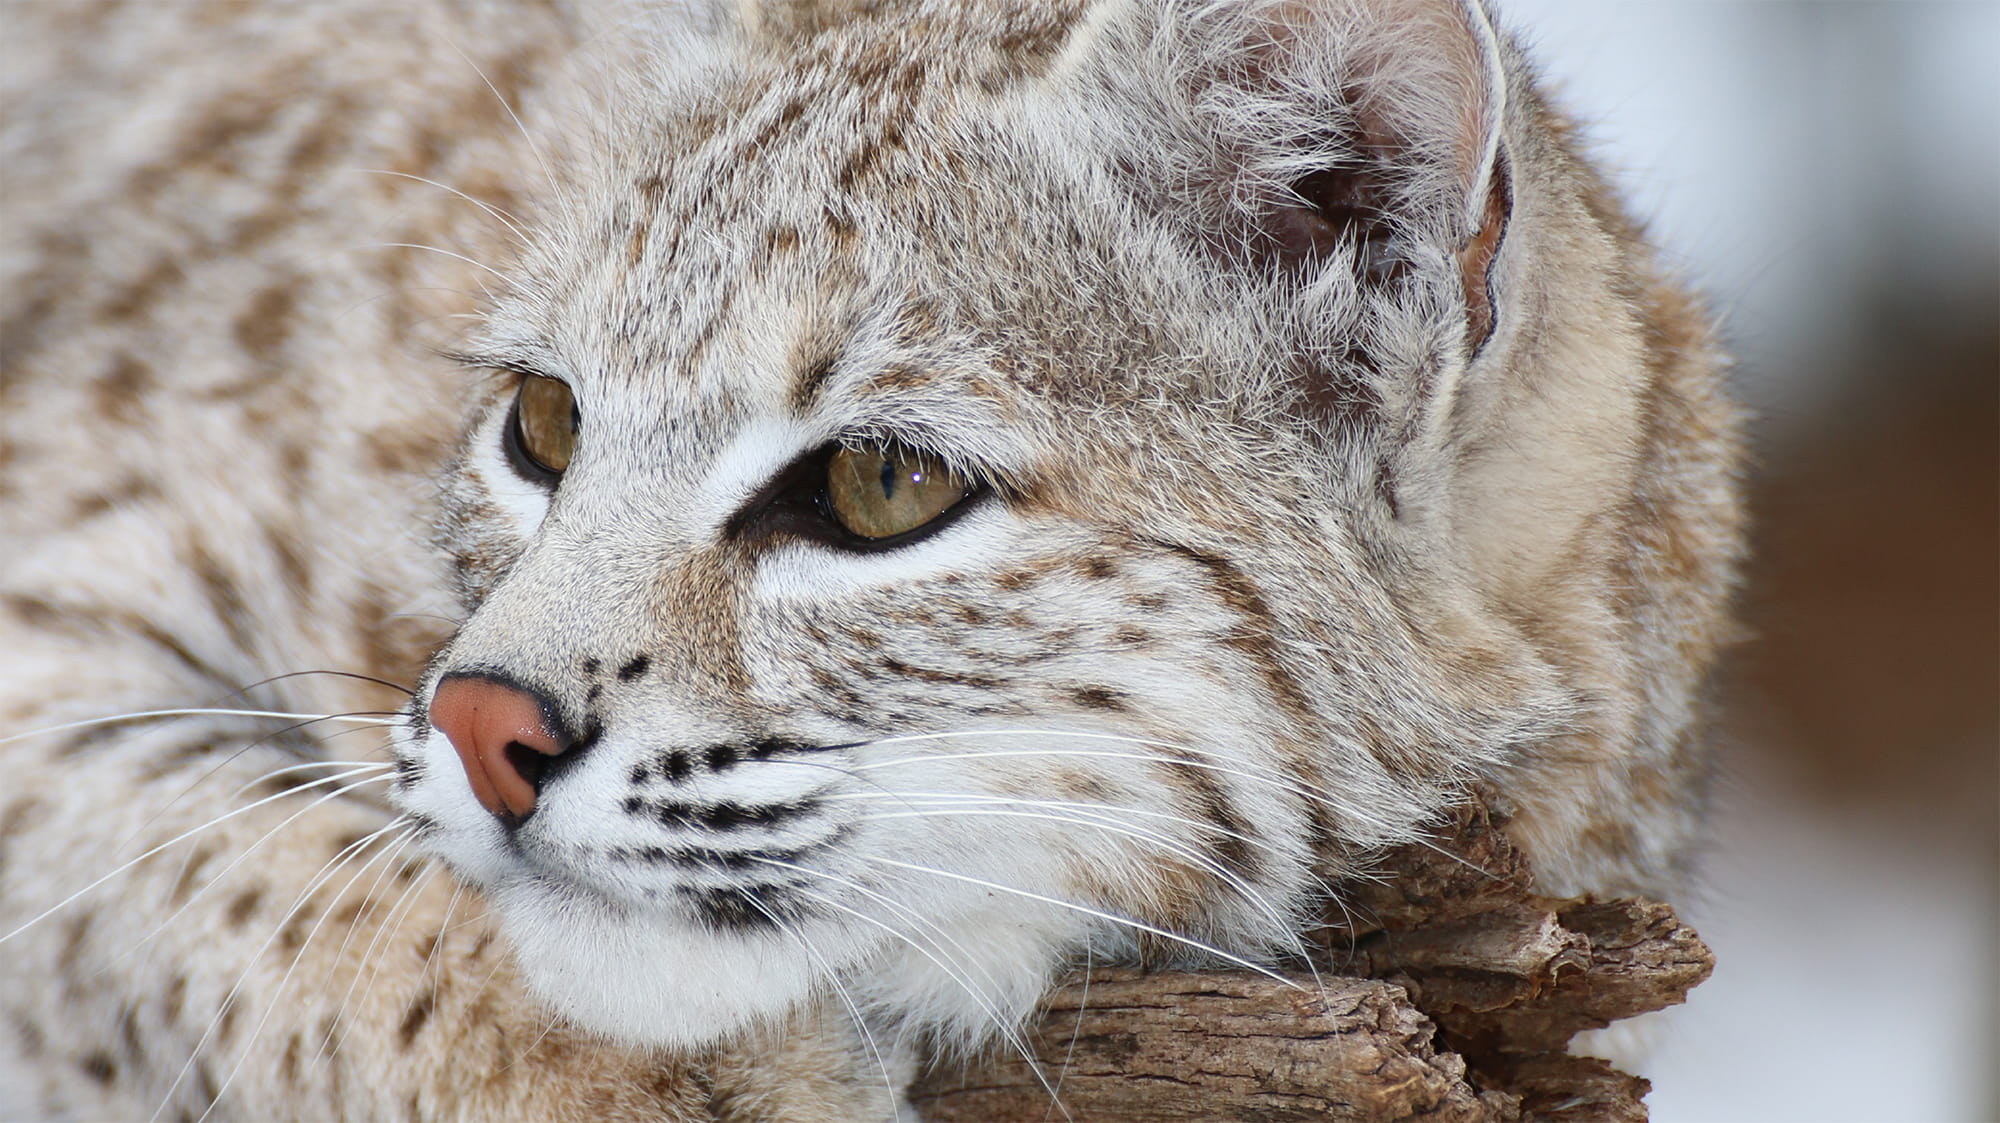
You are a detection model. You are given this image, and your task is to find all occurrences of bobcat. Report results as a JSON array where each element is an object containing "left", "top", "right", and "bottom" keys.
[{"left": 0, "top": 0, "right": 1742, "bottom": 1118}]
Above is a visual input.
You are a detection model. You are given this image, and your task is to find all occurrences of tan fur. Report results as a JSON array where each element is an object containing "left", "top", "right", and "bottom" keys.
[{"left": 2, "top": 0, "right": 1740, "bottom": 1117}]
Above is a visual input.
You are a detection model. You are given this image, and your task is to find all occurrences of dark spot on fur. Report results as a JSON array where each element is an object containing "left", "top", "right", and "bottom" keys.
[
  {"left": 618, "top": 655, "right": 651, "bottom": 681},
  {"left": 225, "top": 887, "right": 264, "bottom": 929},
  {"left": 705, "top": 744, "right": 740, "bottom": 772},
  {"left": 397, "top": 988, "right": 436, "bottom": 1046},
  {"left": 10, "top": 1010, "right": 46, "bottom": 1057},
  {"left": 1112, "top": 625, "right": 1153, "bottom": 647},
  {"left": 995, "top": 569, "right": 1035, "bottom": 592},
  {"left": 118, "top": 1004, "right": 145, "bottom": 1065},
  {"left": 233, "top": 283, "right": 297, "bottom": 362},
  {"left": 79, "top": 1049, "right": 117, "bottom": 1085},
  {"left": 93, "top": 352, "right": 155, "bottom": 425},
  {"left": 57, "top": 913, "right": 91, "bottom": 975},
  {"left": 664, "top": 751, "right": 693, "bottom": 783},
  {"left": 1069, "top": 686, "right": 1130, "bottom": 712}
]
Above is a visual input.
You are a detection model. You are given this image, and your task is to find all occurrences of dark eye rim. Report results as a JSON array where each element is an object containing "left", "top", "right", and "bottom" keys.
[
  {"left": 727, "top": 441, "right": 984, "bottom": 554},
  {"left": 502, "top": 379, "right": 572, "bottom": 487}
]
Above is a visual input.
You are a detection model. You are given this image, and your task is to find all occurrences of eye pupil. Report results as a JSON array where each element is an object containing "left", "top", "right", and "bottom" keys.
[{"left": 827, "top": 444, "right": 968, "bottom": 541}]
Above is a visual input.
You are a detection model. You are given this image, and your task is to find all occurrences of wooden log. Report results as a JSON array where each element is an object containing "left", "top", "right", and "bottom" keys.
[{"left": 913, "top": 802, "right": 1713, "bottom": 1122}]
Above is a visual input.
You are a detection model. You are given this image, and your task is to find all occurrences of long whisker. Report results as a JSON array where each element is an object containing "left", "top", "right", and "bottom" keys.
[
  {"left": 218, "top": 669, "right": 416, "bottom": 700},
  {"left": 356, "top": 169, "right": 531, "bottom": 243},
  {"left": 443, "top": 39, "right": 561, "bottom": 206},
  {"left": 1, "top": 765, "right": 395, "bottom": 944},
  {"left": 847, "top": 803, "right": 1316, "bottom": 983},
  {"left": 372, "top": 242, "right": 511, "bottom": 282},
  {"left": 225, "top": 760, "right": 396, "bottom": 802},
  {"left": 731, "top": 892, "right": 902, "bottom": 1113},
  {"left": 338, "top": 845, "right": 443, "bottom": 1055},
  {"left": 105, "top": 770, "right": 396, "bottom": 968},
  {"left": 851, "top": 729, "right": 1498, "bottom": 878},
  {"left": 858, "top": 855, "right": 1303, "bottom": 991},
  {"left": 153, "top": 819, "right": 408, "bottom": 1122},
  {"left": 742, "top": 859, "right": 1064, "bottom": 1109},
  {"left": 199, "top": 826, "right": 422, "bottom": 1123},
  {"left": 0, "top": 709, "right": 397, "bottom": 747},
  {"left": 323, "top": 834, "right": 448, "bottom": 1063}
]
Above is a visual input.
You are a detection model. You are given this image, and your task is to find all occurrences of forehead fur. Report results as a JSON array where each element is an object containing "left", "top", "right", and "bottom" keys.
[{"left": 477, "top": 2, "right": 1363, "bottom": 512}]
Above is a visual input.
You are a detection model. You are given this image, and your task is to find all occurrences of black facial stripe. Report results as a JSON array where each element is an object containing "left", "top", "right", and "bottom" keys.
[
  {"left": 680, "top": 884, "right": 819, "bottom": 930},
  {"left": 610, "top": 832, "right": 843, "bottom": 872},
  {"left": 629, "top": 739, "right": 857, "bottom": 788},
  {"left": 629, "top": 797, "right": 824, "bottom": 832}
]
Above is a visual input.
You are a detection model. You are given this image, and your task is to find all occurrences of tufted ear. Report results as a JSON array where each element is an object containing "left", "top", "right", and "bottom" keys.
[
  {"left": 1261, "top": 0, "right": 1511, "bottom": 352},
  {"left": 1091, "top": 0, "right": 1514, "bottom": 362}
]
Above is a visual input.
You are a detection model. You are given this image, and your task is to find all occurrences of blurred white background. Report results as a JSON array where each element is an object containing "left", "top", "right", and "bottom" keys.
[{"left": 1493, "top": 3, "right": 1998, "bottom": 1120}]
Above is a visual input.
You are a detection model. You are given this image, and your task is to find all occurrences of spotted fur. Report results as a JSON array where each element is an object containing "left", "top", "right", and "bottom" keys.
[{"left": 2, "top": 0, "right": 1740, "bottom": 1117}]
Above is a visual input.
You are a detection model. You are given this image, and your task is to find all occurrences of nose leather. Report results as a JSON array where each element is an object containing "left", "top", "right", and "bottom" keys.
[{"left": 428, "top": 674, "right": 565, "bottom": 820}]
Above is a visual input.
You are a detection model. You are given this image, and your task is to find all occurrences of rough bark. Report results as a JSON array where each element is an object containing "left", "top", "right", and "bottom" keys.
[{"left": 912, "top": 803, "right": 1712, "bottom": 1122}]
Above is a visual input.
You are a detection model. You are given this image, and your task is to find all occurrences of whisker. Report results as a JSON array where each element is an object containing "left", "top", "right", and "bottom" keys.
[
  {"left": 848, "top": 804, "right": 1316, "bottom": 981},
  {"left": 226, "top": 760, "right": 395, "bottom": 802},
  {"left": 857, "top": 855, "right": 1303, "bottom": 992},
  {"left": 730, "top": 892, "right": 902, "bottom": 1113},
  {"left": 219, "top": 669, "right": 416, "bottom": 700},
  {"left": 336, "top": 846, "right": 441, "bottom": 1057},
  {"left": 104, "top": 771, "right": 396, "bottom": 968},
  {"left": 2, "top": 766, "right": 395, "bottom": 944},
  {"left": 371, "top": 241, "right": 511, "bottom": 283},
  {"left": 743, "top": 860, "right": 1063, "bottom": 1107},
  {"left": 443, "top": 38, "right": 562, "bottom": 206},
  {"left": 0, "top": 709, "right": 397, "bottom": 747},
  {"left": 198, "top": 825, "right": 420, "bottom": 1123},
  {"left": 321, "top": 832, "right": 441, "bottom": 1061},
  {"left": 355, "top": 169, "right": 531, "bottom": 242},
  {"left": 153, "top": 819, "right": 408, "bottom": 1122}
]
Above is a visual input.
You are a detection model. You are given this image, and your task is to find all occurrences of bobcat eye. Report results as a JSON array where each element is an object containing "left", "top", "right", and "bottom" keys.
[
  {"left": 510, "top": 374, "right": 579, "bottom": 478},
  {"left": 825, "top": 444, "right": 970, "bottom": 540}
]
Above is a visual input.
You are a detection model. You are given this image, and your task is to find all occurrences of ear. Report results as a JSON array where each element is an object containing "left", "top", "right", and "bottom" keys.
[
  {"left": 1093, "top": 0, "right": 1513, "bottom": 360},
  {"left": 1256, "top": 0, "right": 1511, "bottom": 353}
]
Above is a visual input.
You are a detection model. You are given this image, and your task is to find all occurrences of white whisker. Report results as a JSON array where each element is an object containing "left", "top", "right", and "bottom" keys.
[
  {"left": 356, "top": 169, "right": 530, "bottom": 242},
  {"left": 858, "top": 855, "right": 1303, "bottom": 991},
  {"left": 742, "top": 859, "right": 1066, "bottom": 1110},
  {"left": 3, "top": 768, "right": 396, "bottom": 944},
  {"left": 154, "top": 819, "right": 408, "bottom": 1122},
  {"left": 198, "top": 826, "right": 420, "bottom": 1122},
  {"left": 0, "top": 709, "right": 397, "bottom": 747},
  {"left": 848, "top": 803, "right": 1317, "bottom": 982},
  {"left": 105, "top": 771, "right": 396, "bottom": 968}
]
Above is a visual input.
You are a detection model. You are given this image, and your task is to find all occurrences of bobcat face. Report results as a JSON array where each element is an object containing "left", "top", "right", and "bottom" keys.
[{"left": 391, "top": 0, "right": 1591, "bottom": 1047}]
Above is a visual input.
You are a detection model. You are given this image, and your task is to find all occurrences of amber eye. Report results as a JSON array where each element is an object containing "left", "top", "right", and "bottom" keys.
[
  {"left": 825, "top": 444, "right": 970, "bottom": 540},
  {"left": 513, "top": 374, "right": 578, "bottom": 475}
]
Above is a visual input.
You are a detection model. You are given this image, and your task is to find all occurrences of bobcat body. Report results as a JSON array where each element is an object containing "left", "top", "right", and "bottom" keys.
[{"left": 0, "top": 0, "right": 1741, "bottom": 1118}]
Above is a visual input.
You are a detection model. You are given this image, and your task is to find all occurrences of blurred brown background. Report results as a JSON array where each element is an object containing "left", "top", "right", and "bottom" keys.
[{"left": 1504, "top": 2, "right": 1997, "bottom": 1118}]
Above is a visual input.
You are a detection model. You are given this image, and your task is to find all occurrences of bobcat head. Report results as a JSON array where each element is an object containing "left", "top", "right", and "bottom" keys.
[{"left": 389, "top": 0, "right": 1739, "bottom": 1049}]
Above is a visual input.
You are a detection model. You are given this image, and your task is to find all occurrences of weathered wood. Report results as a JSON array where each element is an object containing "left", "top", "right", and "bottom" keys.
[
  {"left": 912, "top": 970, "right": 1500, "bottom": 1122},
  {"left": 913, "top": 803, "right": 1712, "bottom": 1122}
]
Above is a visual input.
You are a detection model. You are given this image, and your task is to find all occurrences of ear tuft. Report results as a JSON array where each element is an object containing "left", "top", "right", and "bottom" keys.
[{"left": 1098, "top": 0, "right": 1513, "bottom": 359}]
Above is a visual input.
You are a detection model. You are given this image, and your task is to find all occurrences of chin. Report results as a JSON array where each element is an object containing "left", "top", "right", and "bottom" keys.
[{"left": 491, "top": 880, "right": 834, "bottom": 1047}]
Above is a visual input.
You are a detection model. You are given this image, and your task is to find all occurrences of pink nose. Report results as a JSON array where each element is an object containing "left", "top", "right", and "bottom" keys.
[{"left": 428, "top": 674, "right": 565, "bottom": 820}]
